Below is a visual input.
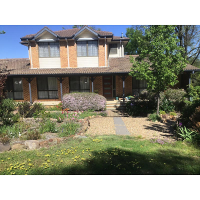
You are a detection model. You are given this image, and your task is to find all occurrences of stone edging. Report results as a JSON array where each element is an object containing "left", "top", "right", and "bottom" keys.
[{"left": 1, "top": 115, "right": 102, "bottom": 152}]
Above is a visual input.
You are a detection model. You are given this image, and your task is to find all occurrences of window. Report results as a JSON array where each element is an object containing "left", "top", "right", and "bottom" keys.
[
  {"left": 37, "top": 77, "right": 58, "bottom": 99},
  {"left": 38, "top": 42, "right": 60, "bottom": 58},
  {"left": 132, "top": 77, "right": 147, "bottom": 95},
  {"left": 77, "top": 41, "right": 98, "bottom": 57},
  {"left": 109, "top": 44, "right": 117, "bottom": 54},
  {"left": 4, "top": 77, "right": 24, "bottom": 100},
  {"left": 70, "top": 76, "right": 90, "bottom": 92}
]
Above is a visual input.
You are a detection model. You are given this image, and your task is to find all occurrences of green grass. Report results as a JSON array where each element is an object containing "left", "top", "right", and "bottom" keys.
[
  {"left": 0, "top": 135, "right": 200, "bottom": 175},
  {"left": 58, "top": 122, "right": 80, "bottom": 137}
]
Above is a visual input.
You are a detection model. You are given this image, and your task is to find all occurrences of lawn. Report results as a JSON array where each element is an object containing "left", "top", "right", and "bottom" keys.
[{"left": 0, "top": 135, "right": 200, "bottom": 175}]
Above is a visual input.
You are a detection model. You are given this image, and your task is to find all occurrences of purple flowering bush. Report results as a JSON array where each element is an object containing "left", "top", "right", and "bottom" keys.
[{"left": 62, "top": 92, "right": 106, "bottom": 111}]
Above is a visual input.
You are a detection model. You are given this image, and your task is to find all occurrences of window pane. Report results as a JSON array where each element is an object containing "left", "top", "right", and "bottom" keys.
[
  {"left": 80, "top": 77, "right": 90, "bottom": 91},
  {"left": 48, "top": 77, "right": 58, "bottom": 90},
  {"left": 13, "top": 78, "right": 23, "bottom": 92},
  {"left": 77, "top": 41, "right": 87, "bottom": 56},
  {"left": 88, "top": 41, "right": 98, "bottom": 56},
  {"left": 37, "top": 77, "right": 48, "bottom": 90},
  {"left": 14, "top": 92, "right": 23, "bottom": 100},
  {"left": 38, "top": 91, "right": 48, "bottom": 99},
  {"left": 70, "top": 77, "right": 79, "bottom": 91},
  {"left": 110, "top": 44, "right": 117, "bottom": 54},
  {"left": 39, "top": 43, "right": 49, "bottom": 57},
  {"left": 50, "top": 42, "right": 60, "bottom": 57},
  {"left": 49, "top": 91, "right": 58, "bottom": 99}
]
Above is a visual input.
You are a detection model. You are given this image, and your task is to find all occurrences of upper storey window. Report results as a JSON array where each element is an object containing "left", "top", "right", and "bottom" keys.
[
  {"left": 38, "top": 42, "right": 60, "bottom": 58},
  {"left": 77, "top": 41, "right": 98, "bottom": 57}
]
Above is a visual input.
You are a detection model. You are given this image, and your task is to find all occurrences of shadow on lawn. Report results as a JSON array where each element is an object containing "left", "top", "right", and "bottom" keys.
[{"left": 30, "top": 147, "right": 200, "bottom": 175}]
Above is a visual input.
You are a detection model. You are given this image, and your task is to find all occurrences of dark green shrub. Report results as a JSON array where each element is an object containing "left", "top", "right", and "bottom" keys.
[
  {"left": 18, "top": 101, "right": 31, "bottom": 118},
  {"left": 187, "top": 85, "right": 200, "bottom": 101},
  {"left": 148, "top": 113, "right": 161, "bottom": 122},
  {"left": 189, "top": 106, "right": 200, "bottom": 133},
  {"left": 160, "top": 97, "right": 175, "bottom": 113},
  {"left": 26, "top": 129, "right": 41, "bottom": 140},
  {"left": 0, "top": 99, "right": 16, "bottom": 125},
  {"left": 39, "top": 119, "right": 57, "bottom": 134},
  {"left": 29, "top": 102, "right": 45, "bottom": 117},
  {"left": 62, "top": 92, "right": 106, "bottom": 111}
]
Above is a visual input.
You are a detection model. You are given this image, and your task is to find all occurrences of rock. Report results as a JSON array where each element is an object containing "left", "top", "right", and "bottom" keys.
[
  {"left": 11, "top": 144, "right": 26, "bottom": 150},
  {"left": 24, "top": 140, "right": 40, "bottom": 150},
  {"left": 73, "top": 135, "right": 87, "bottom": 139},
  {"left": 39, "top": 140, "right": 49, "bottom": 148},
  {"left": 0, "top": 143, "right": 11, "bottom": 152}
]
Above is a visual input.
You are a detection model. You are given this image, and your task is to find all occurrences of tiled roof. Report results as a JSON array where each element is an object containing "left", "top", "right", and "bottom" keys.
[
  {"left": 21, "top": 26, "right": 114, "bottom": 39},
  {"left": 2, "top": 56, "right": 199, "bottom": 76}
]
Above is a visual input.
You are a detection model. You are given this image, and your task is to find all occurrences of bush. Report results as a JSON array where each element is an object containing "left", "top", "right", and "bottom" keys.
[
  {"left": 26, "top": 129, "right": 41, "bottom": 140},
  {"left": 160, "top": 97, "right": 175, "bottom": 113},
  {"left": 189, "top": 106, "right": 200, "bottom": 133},
  {"left": 170, "top": 112, "right": 176, "bottom": 116},
  {"left": 159, "top": 110, "right": 166, "bottom": 115},
  {"left": 160, "top": 88, "right": 186, "bottom": 111},
  {"left": 18, "top": 102, "right": 45, "bottom": 118},
  {"left": 0, "top": 99, "right": 16, "bottom": 125},
  {"left": 148, "top": 113, "right": 161, "bottom": 122},
  {"left": 62, "top": 93, "right": 106, "bottom": 111},
  {"left": 39, "top": 119, "right": 57, "bottom": 134},
  {"left": 187, "top": 85, "right": 200, "bottom": 101},
  {"left": 176, "top": 126, "right": 199, "bottom": 142},
  {"left": 58, "top": 122, "right": 80, "bottom": 137}
]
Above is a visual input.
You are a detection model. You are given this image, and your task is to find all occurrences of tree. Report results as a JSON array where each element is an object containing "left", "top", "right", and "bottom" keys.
[
  {"left": 125, "top": 26, "right": 146, "bottom": 55},
  {"left": 129, "top": 25, "right": 187, "bottom": 114},
  {"left": 175, "top": 25, "right": 200, "bottom": 65},
  {"left": 72, "top": 25, "right": 84, "bottom": 29},
  {"left": 72, "top": 25, "right": 101, "bottom": 31},
  {"left": 0, "top": 30, "right": 5, "bottom": 34}
]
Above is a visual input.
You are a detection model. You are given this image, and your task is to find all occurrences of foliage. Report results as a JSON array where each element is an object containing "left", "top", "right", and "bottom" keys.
[
  {"left": 0, "top": 99, "right": 16, "bottom": 125},
  {"left": 58, "top": 122, "right": 80, "bottom": 137},
  {"left": 126, "top": 100, "right": 155, "bottom": 117},
  {"left": 159, "top": 111, "right": 166, "bottom": 115},
  {"left": 160, "top": 88, "right": 187, "bottom": 111},
  {"left": 176, "top": 126, "right": 198, "bottom": 142},
  {"left": 191, "top": 72, "right": 200, "bottom": 87},
  {"left": 0, "top": 133, "right": 10, "bottom": 144},
  {"left": 18, "top": 102, "right": 45, "bottom": 118},
  {"left": 129, "top": 25, "right": 187, "bottom": 114},
  {"left": 189, "top": 106, "right": 200, "bottom": 133},
  {"left": 26, "top": 129, "right": 41, "bottom": 140},
  {"left": 180, "top": 99, "right": 200, "bottom": 128},
  {"left": 170, "top": 112, "right": 177, "bottom": 116},
  {"left": 62, "top": 93, "right": 106, "bottom": 111},
  {"left": 175, "top": 25, "right": 200, "bottom": 65},
  {"left": 187, "top": 85, "right": 200, "bottom": 101},
  {"left": 160, "top": 97, "right": 175, "bottom": 113},
  {"left": 45, "top": 102, "right": 63, "bottom": 111},
  {"left": 148, "top": 113, "right": 161, "bottom": 122},
  {"left": 39, "top": 119, "right": 57, "bottom": 134},
  {"left": 125, "top": 26, "right": 145, "bottom": 55}
]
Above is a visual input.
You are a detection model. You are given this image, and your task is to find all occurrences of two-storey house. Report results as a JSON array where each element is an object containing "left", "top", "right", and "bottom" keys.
[{"left": 1, "top": 25, "right": 200, "bottom": 104}]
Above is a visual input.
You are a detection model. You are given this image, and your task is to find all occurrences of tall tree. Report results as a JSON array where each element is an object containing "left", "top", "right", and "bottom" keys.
[
  {"left": 175, "top": 25, "right": 200, "bottom": 65},
  {"left": 129, "top": 25, "right": 187, "bottom": 114},
  {"left": 0, "top": 30, "right": 5, "bottom": 34},
  {"left": 125, "top": 26, "right": 146, "bottom": 55}
]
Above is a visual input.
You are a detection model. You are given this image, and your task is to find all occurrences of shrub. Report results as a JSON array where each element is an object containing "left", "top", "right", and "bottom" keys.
[
  {"left": 170, "top": 112, "right": 177, "bottom": 116},
  {"left": 62, "top": 93, "right": 106, "bottom": 111},
  {"left": 26, "top": 129, "right": 41, "bottom": 140},
  {"left": 18, "top": 102, "right": 45, "bottom": 118},
  {"left": 160, "top": 97, "right": 175, "bottom": 113},
  {"left": 39, "top": 119, "right": 57, "bottom": 134},
  {"left": 58, "top": 122, "right": 80, "bottom": 137},
  {"left": 160, "top": 88, "right": 186, "bottom": 111},
  {"left": 159, "top": 110, "right": 166, "bottom": 115},
  {"left": 176, "top": 126, "right": 198, "bottom": 142},
  {"left": 126, "top": 100, "right": 155, "bottom": 117},
  {"left": 148, "top": 113, "right": 161, "bottom": 122},
  {"left": 189, "top": 106, "right": 200, "bottom": 133},
  {"left": 187, "top": 85, "right": 200, "bottom": 101},
  {"left": 0, "top": 99, "right": 16, "bottom": 125},
  {"left": 0, "top": 133, "right": 10, "bottom": 144}
]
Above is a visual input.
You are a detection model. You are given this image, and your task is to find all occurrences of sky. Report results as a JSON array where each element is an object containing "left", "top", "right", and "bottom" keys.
[{"left": 0, "top": 25, "right": 132, "bottom": 59}]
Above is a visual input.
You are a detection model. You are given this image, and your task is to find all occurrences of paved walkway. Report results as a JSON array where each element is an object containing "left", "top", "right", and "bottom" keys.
[{"left": 113, "top": 117, "right": 130, "bottom": 135}]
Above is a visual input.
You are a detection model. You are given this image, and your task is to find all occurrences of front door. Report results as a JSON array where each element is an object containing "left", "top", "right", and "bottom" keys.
[{"left": 103, "top": 76, "right": 112, "bottom": 98}]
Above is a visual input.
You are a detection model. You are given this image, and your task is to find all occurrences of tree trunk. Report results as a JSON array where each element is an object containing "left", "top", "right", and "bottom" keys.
[{"left": 156, "top": 93, "right": 160, "bottom": 115}]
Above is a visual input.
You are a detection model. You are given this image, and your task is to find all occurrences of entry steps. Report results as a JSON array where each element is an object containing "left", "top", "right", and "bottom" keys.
[{"left": 106, "top": 100, "right": 126, "bottom": 110}]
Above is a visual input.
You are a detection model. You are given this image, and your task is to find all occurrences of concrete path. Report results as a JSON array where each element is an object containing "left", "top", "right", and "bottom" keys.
[{"left": 113, "top": 117, "right": 130, "bottom": 135}]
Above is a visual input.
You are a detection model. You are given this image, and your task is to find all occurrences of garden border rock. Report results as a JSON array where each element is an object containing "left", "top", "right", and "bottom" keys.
[{"left": 7, "top": 115, "right": 101, "bottom": 151}]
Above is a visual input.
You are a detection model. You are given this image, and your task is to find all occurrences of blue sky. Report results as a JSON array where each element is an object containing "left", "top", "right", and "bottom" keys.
[{"left": 0, "top": 25, "right": 132, "bottom": 59}]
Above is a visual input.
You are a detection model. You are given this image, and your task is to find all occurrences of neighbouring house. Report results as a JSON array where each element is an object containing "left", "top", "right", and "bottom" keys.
[{"left": 0, "top": 25, "right": 200, "bottom": 104}]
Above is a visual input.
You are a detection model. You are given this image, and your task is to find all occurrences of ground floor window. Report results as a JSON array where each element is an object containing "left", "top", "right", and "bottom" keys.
[
  {"left": 132, "top": 77, "right": 147, "bottom": 95},
  {"left": 37, "top": 77, "right": 58, "bottom": 99},
  {"left": 4, "top": 77, "right": 24, "bottom": 100},
  {"left": 69, "top": 76, "right": 90, "bottom": 93}
]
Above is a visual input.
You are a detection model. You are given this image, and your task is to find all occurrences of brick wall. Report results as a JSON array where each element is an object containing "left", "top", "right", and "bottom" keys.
[
  {"left": 93, "top": 76, "right": 103, "bottom": 95},
  {"left": 68, "top": 40, "right": 77, "bottom": 68},
  {"left": 99, "top": 39, "right": 106, "bottom": 67},
  {"left": 30, "top": 42, "right": 39, "bottom": 69},
  {"left": 60, "top": 41, "right": 68, "bottom": 68},
  {"left": 116, "top": 75, "right": 132, "bottom": 97}
]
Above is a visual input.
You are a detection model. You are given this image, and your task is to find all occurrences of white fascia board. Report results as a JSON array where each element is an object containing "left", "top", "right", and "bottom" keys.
[
  {"left": 34, "top": 27, "right": 58, "bottom": 39},
  {"left": 73, "top": 26, "right": 98, "bottom": 39},
  {"left": 36, "top": 39, "right": 57, "bottom": 42},
  {"left": 76, "top": 38, "right": 98, "bottom": 41}
]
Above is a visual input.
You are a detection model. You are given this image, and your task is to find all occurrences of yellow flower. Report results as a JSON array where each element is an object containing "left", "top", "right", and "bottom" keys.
[{"left": 8, "top": 158, "right": 10, "bottom": 160}]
